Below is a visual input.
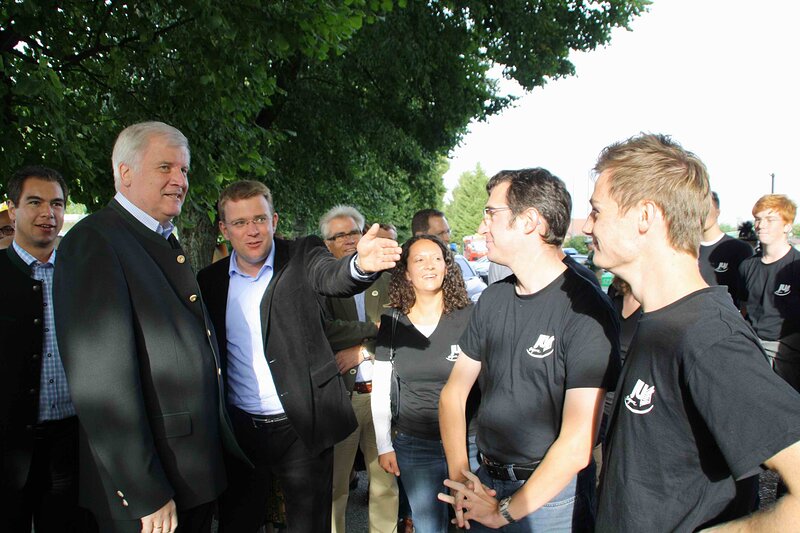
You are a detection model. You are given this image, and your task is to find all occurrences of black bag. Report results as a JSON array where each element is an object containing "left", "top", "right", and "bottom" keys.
[{"left": 389, "top": 309, "right": 401, "bottom": 424}]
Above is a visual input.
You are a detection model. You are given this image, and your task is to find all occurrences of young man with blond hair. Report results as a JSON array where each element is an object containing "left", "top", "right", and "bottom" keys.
[
  {"left": 739, "top": 194, "right": 800, "bottom": 392},
  {"left": 584, "top": 133, "right": 800, "bottom": 531}
]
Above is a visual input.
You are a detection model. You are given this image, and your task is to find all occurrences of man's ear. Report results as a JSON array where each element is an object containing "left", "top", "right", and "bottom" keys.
[
  {"left": 219, "top": 220, "right": 230, "bottom": 241},
  {"left": 638, "top": 201, "right": 659, "bottom": 233},
  {"left": 119, "top": 163, "right": 133, "bottom": 188},
  {"left": 521, "top": 207, "right": 542, "bottom": 235}
]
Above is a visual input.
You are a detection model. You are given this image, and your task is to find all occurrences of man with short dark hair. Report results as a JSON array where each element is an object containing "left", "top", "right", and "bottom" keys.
[
  {"left": 197, "top": 182, "right": 400, "bottom": 533},
  {"left": 1, "top": 165, "right": 84, "bottom": 532},
  {"left": 439, "top": 168, "right": 619, "bottom": 531},
  {"left": 412, "top": 209, "right": 451, "bottom": 244},
  {"left": 55, "top": 122, "right": 244, "bottom": 533},
  {"left": 585, "top": 134, "right": 800, "bottom": 530},
  {"left": 699, "top": 191, "right": 753, "bottom": 307},
  {"left": 318, "top": 205, "right": 399, "bottom": 533}
]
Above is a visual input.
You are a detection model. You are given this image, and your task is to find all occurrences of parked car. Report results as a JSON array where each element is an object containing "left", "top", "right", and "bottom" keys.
[
  {"left": 562, "top": 247, "right": 579, "bottom": 257},
  {"left": 454, "top": 254, "right": 487, "bottom": 301},
  {"left": 471, "top": 256, "right": 490, "bottom": 284}
]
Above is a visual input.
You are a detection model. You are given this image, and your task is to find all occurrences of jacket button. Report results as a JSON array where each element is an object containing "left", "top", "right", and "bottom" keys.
[
  {"left": 117, "top": 490, "right": 124, "bottom": 498},
  {"left": 176, "top": 255, "right": 186, "bottom": 264},
  {"left": 26, "top": 425, "right": 33, "bottom": 431},
  {"left": 33, "top": 285, "right": 41, "bottom": 292},
  {"left": 33, "top": 318, "right": 42, "bottom": 326},
  {"left": 29, "top": 388, "right": 37, "bottom": 395},
  {"left": 189, "top": 294, "right": 198, "bottom": 302},
  {"left": 349, "top": 369, "right": 357, "bottom": 375},
  {"left": 32, "top": 353, "right": 40, "bottom": 360},
  {"left": 122, "top": 499, "right": 129, "bottom": 507},
  {"left": 218, "top": 368, "right": 222, "bottom": 376},
  {"left": 207, "top": 329, "right": 212, "bottom": 337},
  {"left": 371, "top": 290, "right": 379, "bottom": 296}
]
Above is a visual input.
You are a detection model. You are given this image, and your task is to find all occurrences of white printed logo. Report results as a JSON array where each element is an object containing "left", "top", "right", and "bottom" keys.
[
  {"left": 446, "top": 345, "right": 461, "bottom": 362},
  {"left": 624, "top": 379, "right": 656, "bottom": 414},
  {"left": 714, "top": 262, "right": 729, "bottom": 273},
  {"left": 775, "top": 284, "right": 791, "bottom": 296},
  {"left": 526, "top": 334, "right": 555, "bottom": 358}
]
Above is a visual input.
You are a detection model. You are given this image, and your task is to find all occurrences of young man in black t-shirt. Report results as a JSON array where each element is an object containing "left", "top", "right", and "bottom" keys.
[
  {"left": 584, "top": 134, "right": 800, "bottom": 531},
  {"left": 438, "top": 168, "right": 619, "bottom": 531},
  {"left": 739, "top": 194, "right": 800, "bottom": 393},
  {"left": 699, "top": 191, "right": 753, "bottom": 307}
]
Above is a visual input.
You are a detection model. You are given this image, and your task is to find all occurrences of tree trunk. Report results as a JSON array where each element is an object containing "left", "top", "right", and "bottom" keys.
[{"left": 178, "top": 203, "right": 217, "bottom": 273}]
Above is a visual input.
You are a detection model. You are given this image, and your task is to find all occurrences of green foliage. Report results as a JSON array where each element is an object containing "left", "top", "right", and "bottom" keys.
[
  {"left": 719, "top": 223, "right": 736, "bottom": 234},
  {"left": 563, "top": 235, "right": 589, "bottom": 254},
  {"left": 1, "top": 0, "right": 647, "bottom": 268},
  {"left": 445, "top": 164, "right": 489, "bottom": 245}
]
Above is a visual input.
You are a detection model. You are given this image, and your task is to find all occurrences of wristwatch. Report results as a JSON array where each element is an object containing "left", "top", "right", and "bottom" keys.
[{"left": 498, "top": 496, "right": 516, "bottom": 524}]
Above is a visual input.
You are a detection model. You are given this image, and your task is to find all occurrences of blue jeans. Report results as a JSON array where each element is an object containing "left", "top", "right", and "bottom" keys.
[
  {"left": 394, "top": 432, "right": 449, "bottom": 533},
  {"left": 468, "top": 461, "right": 596, "bottom": 532}
]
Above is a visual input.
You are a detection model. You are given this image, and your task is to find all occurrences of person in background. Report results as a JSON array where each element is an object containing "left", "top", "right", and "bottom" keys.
[
  {"left": 412, "top": 209, "right": 452, "bottom": 244},
  {"left": 0, "top": 200, "right": 15, "bottom": 249},
  {"left": 699, "top": 191, "right": 753, "bottom": 307},
  {"left": 372, "top": 235, "right": 477, "bottom": 533}
]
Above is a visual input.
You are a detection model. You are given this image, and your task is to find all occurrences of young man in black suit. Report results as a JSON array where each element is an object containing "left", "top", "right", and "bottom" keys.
[{"left": 196, "top": 181, "right": 400, "bottom": 533}]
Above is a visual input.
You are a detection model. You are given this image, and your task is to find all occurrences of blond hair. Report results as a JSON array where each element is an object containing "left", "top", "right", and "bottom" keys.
[{"left": 595, "top": 133, "right": 709, "bottom": 257}]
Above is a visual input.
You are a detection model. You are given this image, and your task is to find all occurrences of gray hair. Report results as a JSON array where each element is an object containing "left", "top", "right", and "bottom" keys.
[
  {"left": 112, "top": 121, "right": 190, "bottom": 190},
  {"left": 319, "top": 205, "right": 365, "bottom": 238}
]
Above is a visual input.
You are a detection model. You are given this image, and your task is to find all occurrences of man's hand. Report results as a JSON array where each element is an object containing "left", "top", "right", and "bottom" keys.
[
  {"left": 140, "top": 499, "right": 177, "bottom": 533},
  {"left": 335, "top": 345, "right": 364, "bottom": 374},
  {"left": 355, "top": 223, "right": 402, "bottom": 273},
  {"left": 439, "top": 470, "right": 501, "bottom": 529},
  {"left": 379, "top": 452, "right": 401, "bottom": 476}
]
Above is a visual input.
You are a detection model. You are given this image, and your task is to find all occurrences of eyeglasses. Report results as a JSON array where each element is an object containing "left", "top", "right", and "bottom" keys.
[
  {"left": 0, "top": 225, "right": 14, "bottom": 236},
  {"left": 483, "top": 206, "right": 512, "bottom": 223},
  {"left": 326, "top": 229, "right": 362, "bottom": 243},
  {"left": 225, "top": 215, "right": 271, "bottom": 229}
]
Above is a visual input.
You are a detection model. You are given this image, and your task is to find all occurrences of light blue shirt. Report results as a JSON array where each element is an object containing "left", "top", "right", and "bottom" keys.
[
  {"left": 13, "top": 242, "right": 76, "bottom": 422},
  {"left": 225, "top": 244, "right": 283, "bottom": 415},
  {"left": 114, "top": 192, "right": 175, "bottom": 238}
]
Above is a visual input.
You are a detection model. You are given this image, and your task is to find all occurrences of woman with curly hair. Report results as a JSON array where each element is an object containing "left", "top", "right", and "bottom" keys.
[{"left": 371, "top": 235, "right": 478, "bottom": 533}]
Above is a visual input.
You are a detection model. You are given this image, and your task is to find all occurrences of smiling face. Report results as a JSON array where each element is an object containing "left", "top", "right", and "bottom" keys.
[
  {"left": 583, "top": 171, "right": 641, "bottom": 276},
  {"left": 8, "top": 177, "right": 65, "bottom": 258},
  {"left": 405, "top": 238, "right": 447, "bottom": 295},
  {"left": 220, "top": 195, "right": 278, "bottom": 277},
  {"left": 118, "top": 134, "right": 189, "bottom": 224}
]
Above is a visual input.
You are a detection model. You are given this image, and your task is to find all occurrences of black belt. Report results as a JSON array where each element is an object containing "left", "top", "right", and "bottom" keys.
[
  {"left": 480, "top": 452, "right": 541, "bottom": 481},
  {"left": 248, "top": 412, "right": 288, "bottom": 428}
]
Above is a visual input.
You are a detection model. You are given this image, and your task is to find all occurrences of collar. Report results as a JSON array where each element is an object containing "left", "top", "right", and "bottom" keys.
[
  {"left": 114, "top": 191, "right": 175, "bottom": 238},
  {"left": 12, "top": 240, "right": 55, "bottom": 267},
  {"left": 228, "top": 240, "right": 276, "bottom": 280}
]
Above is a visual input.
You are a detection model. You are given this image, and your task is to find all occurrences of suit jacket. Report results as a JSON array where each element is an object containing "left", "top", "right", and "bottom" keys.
[
  {"left": 197, "top": 237, "right": 370, "bottom": 456},
  {"left": 323, "top": 273, "right": 391, "bottom": 391},
  {"left": 54, "top": 200, "right": 243, "bottom": 525},
  {"left": 0, "top": 246, "right": 46, "bottom": 490}
]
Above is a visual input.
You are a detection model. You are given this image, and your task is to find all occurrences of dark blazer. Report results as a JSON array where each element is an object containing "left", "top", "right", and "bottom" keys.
[
  {"left": 0, "top": 246, "right": 46, "bottom": 490},
  {"left": 54, "top": 200, "right": 242, "bottom": 526},
  {"left": 197, "top": 237, "right": 369, "bottom": 456},
  {"left": 323, "top": 273, "right": 391, "bottom": 391}
]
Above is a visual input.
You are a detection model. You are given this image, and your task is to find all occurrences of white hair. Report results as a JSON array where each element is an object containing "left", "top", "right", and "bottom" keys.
[
  {"left": 319, "top": 205, "right": 365, "bottom": 238},
  {"left": 112, "top": 121, "right": 190, "bottom": 190}
]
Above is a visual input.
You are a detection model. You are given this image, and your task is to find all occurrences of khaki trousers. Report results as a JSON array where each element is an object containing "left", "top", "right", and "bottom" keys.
[{"left": 331, "top": 390, "right": 399, "bottom": 533}]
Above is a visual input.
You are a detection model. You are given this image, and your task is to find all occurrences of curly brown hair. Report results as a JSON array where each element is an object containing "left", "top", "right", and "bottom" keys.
[{"left": 388, "top": 235, "right": 470, "bottom": 315}]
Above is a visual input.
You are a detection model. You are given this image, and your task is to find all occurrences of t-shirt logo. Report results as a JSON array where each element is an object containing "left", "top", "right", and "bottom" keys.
[
  {"left": 714, "top": 262, "right": 729, "bottom": 273},
  {"left": 446, "top": 344, "right": 461, "bottom": 362},
  {"left": 526, "top": 334, "right": 555, "bottom": 358},
  {"left": 775, "top": 284, "right": 791, "bottom": 296},
  {"left": 624, "top": 379, "right": 656, "bottom": 414}
]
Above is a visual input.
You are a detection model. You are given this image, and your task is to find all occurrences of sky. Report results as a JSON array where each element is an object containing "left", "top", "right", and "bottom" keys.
[{"left": 443, "top": 0, "right": 800, "bottom": 227}]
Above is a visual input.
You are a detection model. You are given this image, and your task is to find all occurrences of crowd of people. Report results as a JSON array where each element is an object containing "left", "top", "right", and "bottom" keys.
[{"left": 2, "top": 121, "right": 799, "bottom": 533}]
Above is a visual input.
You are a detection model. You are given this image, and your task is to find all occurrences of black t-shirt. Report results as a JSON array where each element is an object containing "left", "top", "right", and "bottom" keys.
[
  {"left": 375, "top": 305, "right": 477, "bottom": 440},
  {"left": 738, "top": 247, "right": 800, "bottom": 345},
  {"left": 603, "top": 293, "right": 642, "bottom": 416},
  {"left": 460, "top": 267, "right": 620, "bottom": 464},
  {"left": 699, "top": 235, "right": 754, "bottom": 307},
  {"left": 596, "top": 287, "right": 800, "bottom": 532}
]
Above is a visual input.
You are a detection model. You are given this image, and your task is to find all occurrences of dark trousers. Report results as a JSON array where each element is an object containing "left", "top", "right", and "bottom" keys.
[
  {"left": 221, "top": 406, "right": 334, "bottom": 533},
  {"left": 2, "top": 416, "right": 94, "bottom": 533}
]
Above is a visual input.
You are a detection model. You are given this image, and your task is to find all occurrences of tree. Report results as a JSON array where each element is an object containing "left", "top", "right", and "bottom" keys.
[
  {"left": 2, "top": 0, "right": 648, "bottom": 268},
  {"left": 445, "top": 164, "right": 490, "bottom": 245}
]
